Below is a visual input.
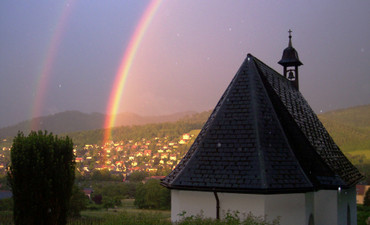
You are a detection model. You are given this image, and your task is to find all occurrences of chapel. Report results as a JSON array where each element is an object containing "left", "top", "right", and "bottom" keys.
[{"left": 161, "top": 32, "right": 363, "bottom": 225}]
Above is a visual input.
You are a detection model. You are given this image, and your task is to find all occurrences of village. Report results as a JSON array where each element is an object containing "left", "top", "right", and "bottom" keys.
[
  {"left": 74, "top": 132, "right": 195, "bottom": 179},
  {"left": 0, "top": 133, "right": 196, "bottom": 180}
]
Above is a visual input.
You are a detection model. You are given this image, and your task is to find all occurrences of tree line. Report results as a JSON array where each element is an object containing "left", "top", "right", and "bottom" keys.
[{"left": 66, "top": 120, "right": 205, "bottom": 146}]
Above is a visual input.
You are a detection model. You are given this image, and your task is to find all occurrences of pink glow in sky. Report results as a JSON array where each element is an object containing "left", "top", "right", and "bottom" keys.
[{"left": 0, "top": 0, "right": 369, "bottom": 128}]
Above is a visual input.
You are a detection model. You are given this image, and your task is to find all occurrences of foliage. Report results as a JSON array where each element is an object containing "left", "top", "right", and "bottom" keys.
[
  {"left": 127, "top": 171, "right": 148, "bottom": 183},
  {"left": 177, "top": 210, "right": 280, "bottom": 225},
  {"left": 68, "top": 185, "right": 89, "bottom": 218},
  {"left": 67, "top": 216, "right": 104, "bottom": 225},
  {"left": 364, "top": 188, "right": 370, "bottom": 207},
  {"left": 90, "top": 169, "right": 122, "bottom": 181},
  {"left": 102, "top": 196, "right": 115, "bottom": 210},
  {"left": 0, "top": 211, "right": 13, "bottom": 225},
  {"left": 102, "top": 211, "right": 171, "bottom": 225},
  {"left": 91, "top": 182, "right": 137, "bottom": 200},
  {"left": 357, "top": 205, "right": 370, "bottom": 225},
  {"left": 0, "top": 175, "right": 10, "bottom": 190},
  {"left": 7, "top": 131, "right": 75, "bottom": 225},
  {"left": 134, "top": 179, "right": 170, "bottom": 210},
  {"left": 66, "top": 120, "right": 205, "bottom": 146},
  {"left": 0, "top": 198, "right": 13, "bottom": 211}
]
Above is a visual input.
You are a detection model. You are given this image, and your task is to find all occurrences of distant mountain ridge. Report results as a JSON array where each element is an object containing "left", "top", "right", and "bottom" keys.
[
  {"left": 1, "top": 105, "right": 369, "bottom": 153},
  {"left": 0, "top": 110, "right": 196, "bottom": 138}
]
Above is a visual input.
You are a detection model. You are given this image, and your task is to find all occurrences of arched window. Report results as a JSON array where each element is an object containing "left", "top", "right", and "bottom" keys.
[
  {"left": 347, "top": 204, "right": 351, "bottom": 225},
  {"left": 308, "top": 214, "right": 314, "bottom": 225}
]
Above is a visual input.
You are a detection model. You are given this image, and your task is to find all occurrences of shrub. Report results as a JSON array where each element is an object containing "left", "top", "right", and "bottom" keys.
[
  {"left": 134, "top": 179, "right": 170, "bottom": 209},
  {"left": 0, "top": 198, "right": 13, "bottom": 211},
  {"left": 68, "top": 185, "right": 88, "bottom": 217},
  {"left": 177, "top": 210, "right": 280, "bottom": 225},
  {"left": 364, "top": 188, "right": 370, "bottom": 207},
  {"left": 7, "top": 131, "right": 75, "bottom": 225}
]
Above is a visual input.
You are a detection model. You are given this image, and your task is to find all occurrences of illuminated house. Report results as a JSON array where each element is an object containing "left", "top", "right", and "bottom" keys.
[{"left": 161, "top": 33, "right": 363, "bottom": 225}]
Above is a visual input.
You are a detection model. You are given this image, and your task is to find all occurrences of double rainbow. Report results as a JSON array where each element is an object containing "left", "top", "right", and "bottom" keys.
[
  {"left": 31, "top": 1, "right": 75, "bottom": 131},
  {"left": 103, "top": 0, "right": 163, "bottom": 144},
  {"left": 29, "top": 0, "right": 162, "bottom": 142}
]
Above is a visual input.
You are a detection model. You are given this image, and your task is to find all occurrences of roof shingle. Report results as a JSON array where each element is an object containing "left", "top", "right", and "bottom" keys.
[{"left": 161, "top": 54, "right": 363, "bottom": 193}]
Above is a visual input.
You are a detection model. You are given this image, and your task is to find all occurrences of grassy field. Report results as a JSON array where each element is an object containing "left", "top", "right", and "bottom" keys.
[
  {"left": 0, "top": 199, "right": 171, "bottom": 225},
  {"left": 81, "top": 199, "right": 170, "bottom": 219}
]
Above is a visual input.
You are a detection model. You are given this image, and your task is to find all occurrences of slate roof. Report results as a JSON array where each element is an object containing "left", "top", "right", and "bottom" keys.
[{"left": 161, "top": 54, "right": 363, "bottom": 193}]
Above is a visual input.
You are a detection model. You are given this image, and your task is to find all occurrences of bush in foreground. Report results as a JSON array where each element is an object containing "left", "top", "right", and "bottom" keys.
[
  {"left": 177, "top": 210, "right": 280, "bottom": 225},
  {"left": 8, "top": 131, "right": 75, "bottom": 225},
  {"left": 101, "top": 210, "right": 279, "bottom": 225}
]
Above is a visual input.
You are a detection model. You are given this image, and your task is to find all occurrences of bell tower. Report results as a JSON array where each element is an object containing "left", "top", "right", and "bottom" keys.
[{"left": 278, "top": 30, "right": 303, "bottom": 90}]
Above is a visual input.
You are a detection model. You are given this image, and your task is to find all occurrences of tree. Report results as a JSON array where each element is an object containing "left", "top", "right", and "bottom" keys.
[
  {"left": 364, "top": 188, "right": 370, "bottom": 207},
  {"left": 68, "top": 185, "right": 88, "bottom": 218},
  {"left": 7, "top": 131, "right": 75, "bottom": 225},
  {"left": 134, "top": 179, "right": 170, "bottom": 209},
  {"left": 127, "top": 171, "right": 148, "bottom": 183}
]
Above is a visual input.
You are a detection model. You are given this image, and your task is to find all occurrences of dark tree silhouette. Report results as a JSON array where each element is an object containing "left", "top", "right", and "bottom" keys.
[
  {"left": 8, "top": 131, "right": 75, "bottom": 225},
  {"left": 364, "top": 188, "right": 370, "bottom": 207}
]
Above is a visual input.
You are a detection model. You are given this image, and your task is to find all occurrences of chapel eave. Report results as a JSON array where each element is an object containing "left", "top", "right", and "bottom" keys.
[{"left": 161, "top": 53, "right": 363, "bottom": 193}]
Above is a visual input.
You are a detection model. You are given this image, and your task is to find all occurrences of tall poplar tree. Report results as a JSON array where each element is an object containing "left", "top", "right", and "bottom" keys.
[{"left": 7, "top": 131, "right": 75, "bottom": 225}]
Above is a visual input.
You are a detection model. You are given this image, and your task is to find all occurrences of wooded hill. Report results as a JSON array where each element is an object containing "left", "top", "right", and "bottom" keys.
[
  {"left": 64, "top": 110, "right": 211, "bottom": 147},
  {"left": 318, "top": 105, "right": 370, "bottom": 152},
  {"left": 1, "top": 105, "right": 369, "bottom": 154},
  {"left": 0, "top": 111, "right": 196, "bottom": 139},
  {"left": 64, "top": 105, "right": 370, "bottom": 154}
]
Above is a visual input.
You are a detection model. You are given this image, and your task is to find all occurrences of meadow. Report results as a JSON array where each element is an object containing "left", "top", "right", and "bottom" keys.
[
  {"left": 0, "top": 199, "right": 281, "bottom": 225},
  {"left": 0, "top": 199, "right": 171, "bottom": 225}
]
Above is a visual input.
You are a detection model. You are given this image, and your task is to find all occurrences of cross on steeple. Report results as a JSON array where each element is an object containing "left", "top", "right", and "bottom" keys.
[{"left": 278, "top": 29, "right": 303, "bottom": 90}]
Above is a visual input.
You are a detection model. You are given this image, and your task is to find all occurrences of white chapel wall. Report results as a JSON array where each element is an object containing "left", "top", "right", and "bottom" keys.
[
  {"left": 171, "top": 188, "right": 357, "bottom": 225},
  {"left": 171, "top": 190, "right": 216, "bottom": 222},
  {"left": 172, "top": 190, "right": 308, "bottom": 225},
  {"left": 218, "top": 192, "right": 265, "bottom": 219},
  {"left": 265, "top": 193, "right": 307, "bottom": 225},
  {"left": 314, "top": 190, "right": 338, "bottom": 225}
]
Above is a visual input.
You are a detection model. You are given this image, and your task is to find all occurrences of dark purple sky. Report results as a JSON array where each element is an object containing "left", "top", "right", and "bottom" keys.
[{"left": 0, "top": 1, "right": 369, "bottom": 128}]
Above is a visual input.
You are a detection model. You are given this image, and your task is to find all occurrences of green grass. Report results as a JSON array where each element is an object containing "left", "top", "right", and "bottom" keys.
[{"left": 81, "top": 199, "right": 170, "bottom": 222}]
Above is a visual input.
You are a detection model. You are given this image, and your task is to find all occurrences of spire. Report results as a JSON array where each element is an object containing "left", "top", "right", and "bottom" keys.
[
  {"left": 161, "top": 54, "right": 363, "bottom": 193},
  {"left": 278, "top": 29, "right": 303, "bottom": 90},
  {"left": 288, "top": 29, "right": 292, "bottom": 47}
]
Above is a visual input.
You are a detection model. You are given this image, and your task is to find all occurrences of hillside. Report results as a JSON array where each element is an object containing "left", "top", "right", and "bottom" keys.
[
  {"left": 0, "top": 110, "right": 196, "bottom": 139},
  {"left": 63, "top": 111, "right": 210, "bottom": 146},
  {"left": 0, "top": 105, "right": 368, "bottom": 153},
  {"left": 318, "top": 105, "right": 370, "bottom": 152}
]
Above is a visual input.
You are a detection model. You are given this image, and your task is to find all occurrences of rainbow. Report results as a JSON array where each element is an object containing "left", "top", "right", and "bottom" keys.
[
  {"left": 30, "top": 1, "right": 75, "bottom": 131},
  {"left": 103, "top": 0, "right": 163, "bottom": 144}
]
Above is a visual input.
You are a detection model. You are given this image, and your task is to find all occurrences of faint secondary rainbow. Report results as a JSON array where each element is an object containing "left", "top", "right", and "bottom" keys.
[
  {"left": 103, "top": 0, "right": 163, "bottom": 144},
  {"left": 30, "top": 1, "right": 75, "bottom": 131}
]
